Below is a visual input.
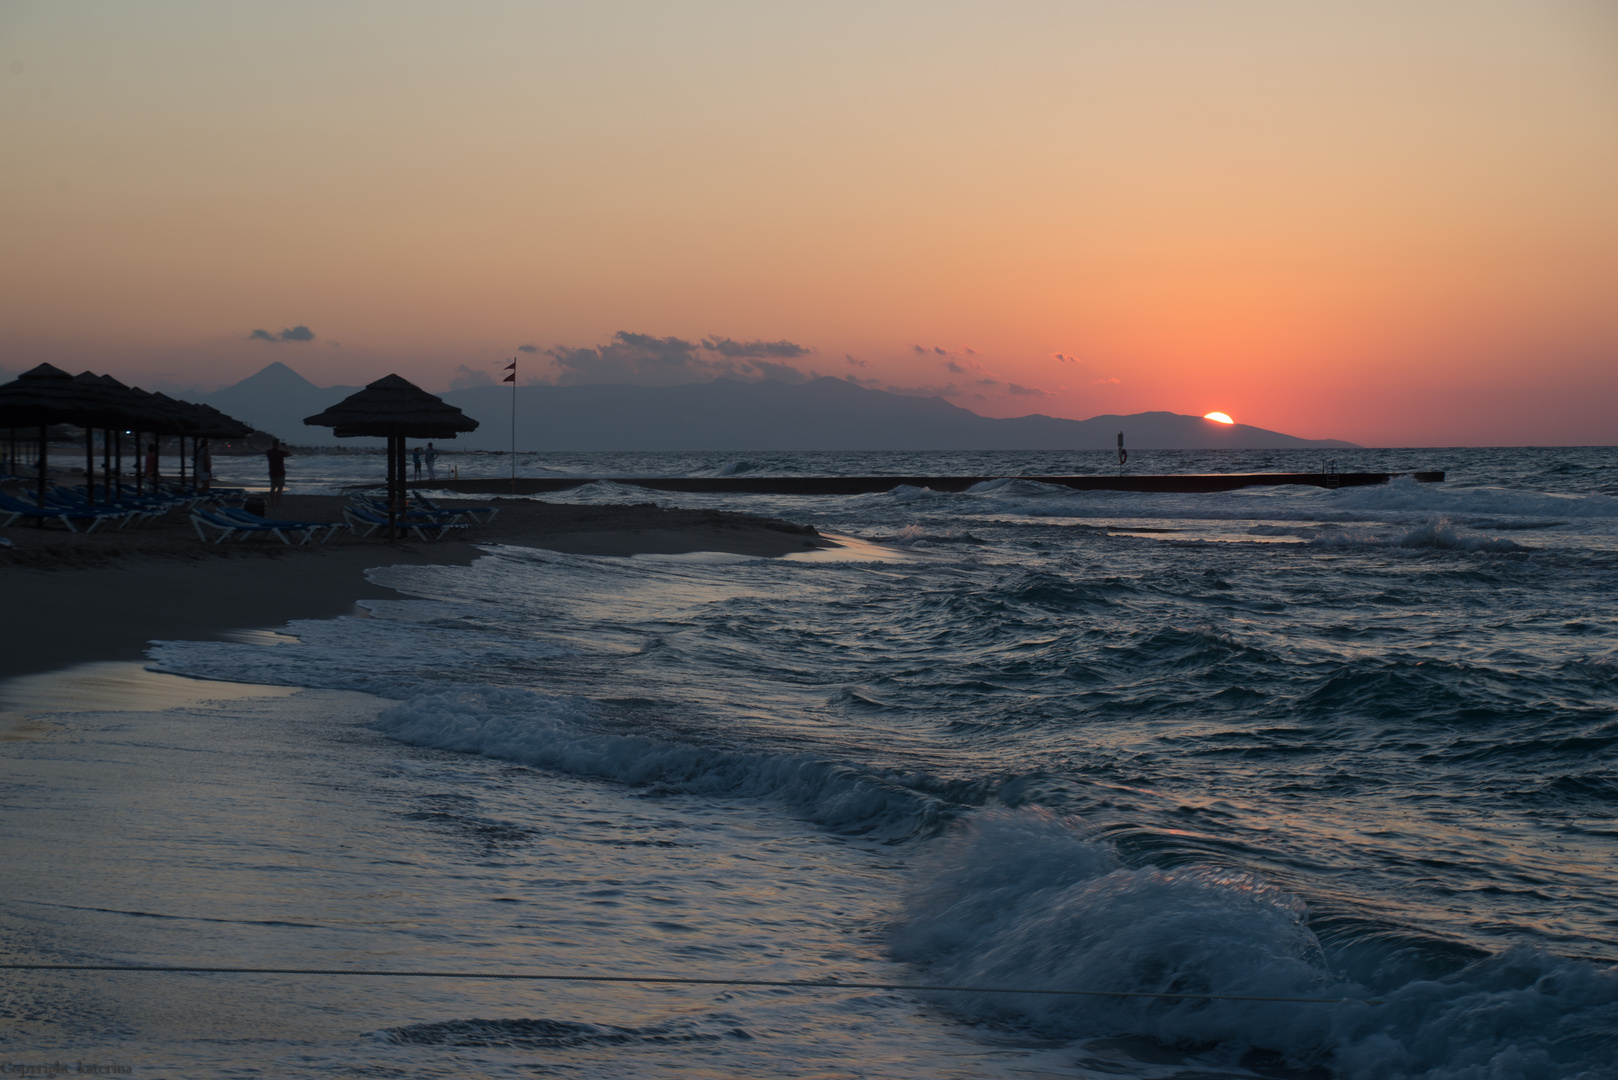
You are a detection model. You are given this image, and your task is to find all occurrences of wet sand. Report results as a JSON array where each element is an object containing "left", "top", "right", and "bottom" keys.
[{"left": 0, "top": 493, "right": 834, "bottom": 680}]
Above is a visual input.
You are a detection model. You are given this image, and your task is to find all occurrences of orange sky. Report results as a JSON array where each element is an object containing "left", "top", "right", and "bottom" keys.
[{"left": 3, "top": 1, "right": 1615, "bottom": 445}]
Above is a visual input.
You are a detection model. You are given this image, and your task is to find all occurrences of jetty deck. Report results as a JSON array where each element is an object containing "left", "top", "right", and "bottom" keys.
[{"left": 414, "top": 471, "right": 1444, "bottom": 497}]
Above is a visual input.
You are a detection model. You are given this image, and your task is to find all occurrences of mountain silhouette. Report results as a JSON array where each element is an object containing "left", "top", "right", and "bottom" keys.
[
  {"left": 181, "top": 362, "right": 367, "bottom": 442},
  {"left": 183, "top": 365, "right": 1356, "bottom": 449},
  {"left": 442, "top": 377, "right": 1356, "bottom": 450}
]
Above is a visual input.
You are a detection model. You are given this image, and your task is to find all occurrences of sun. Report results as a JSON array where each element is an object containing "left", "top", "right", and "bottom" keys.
[{"left": 1203, "top": 412, "right": 1234, "bottom": 424}]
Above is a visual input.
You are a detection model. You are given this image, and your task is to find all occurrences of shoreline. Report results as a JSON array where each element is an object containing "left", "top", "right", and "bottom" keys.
[{"left": 0, "top": 493, "right": 836, "bottom": 681}]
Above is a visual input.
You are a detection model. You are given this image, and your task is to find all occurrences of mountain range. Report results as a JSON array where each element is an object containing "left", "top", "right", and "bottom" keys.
[{"left": 179, "top": 362, "right": 1357, "bottom": 450}]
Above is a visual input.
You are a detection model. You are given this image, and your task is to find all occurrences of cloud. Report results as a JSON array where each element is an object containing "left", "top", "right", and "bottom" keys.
[
  {"left": 546, "top": 331, "right": 813, "bottom": 386},
  {"left": 702, "top": 336, "right": 809, "bottom": 359},
  {"left": 947, "top": 361, "right": 966, "bottom": 373},
  {"left": 449, "top": 364, "right": 496, "bottom": 389},
  {"left": 875, "top": 380, "right": 963, "bottom": 398},
  {"left": 845, "top": 354, "right": 870, "bottom": 368},
  {"left": 517, "top": 344, "right": 539, "bottom": 353},
  {"left": 1053, "top": 352, "right": 1080, "bottom": 364},
  {"left": 248, "top": 325, "right": 316, "bottom": 343},
  {"left": 1006, "top": 383, "right": 1052, "bottom": 396}
]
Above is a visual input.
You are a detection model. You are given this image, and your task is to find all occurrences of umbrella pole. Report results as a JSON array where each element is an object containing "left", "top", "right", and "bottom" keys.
[
  {"left": 394, "top": 436, "right": 404, "bottom": 538},
  {"left": 36, "top": 423, "right": 47, "bottom": 524},
  {"left": 386, "top": 435, "right": 397, "bottom": 541},
  {"left": 102, "top": 426, "right": 112, "bottom": 504},
  {"left": 179, "top": 434, "right": 187, "bottom": 491},
  {"left": 113, "top": 428, "right": 122, "bottom": 501},
  {"left": 396, "top": 435, "right": 407, "bottom": 538},
  {"left": 84, "top": 425, "right": 95, "bottom": 507}
]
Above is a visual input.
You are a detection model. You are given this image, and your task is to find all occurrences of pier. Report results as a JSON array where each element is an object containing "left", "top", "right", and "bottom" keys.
[{"left": 414, "top": 471, "right": 1444, "bottom": 497}]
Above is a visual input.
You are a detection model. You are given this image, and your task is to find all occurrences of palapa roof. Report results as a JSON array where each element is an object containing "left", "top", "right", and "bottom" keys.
[
  {"left": 186, "top": 402, "right": 253, "bottom": 439},
  {"left": 303, "top": 374, "right": 479, "bottom": 439},
  {"left": 0, "top": 363, "right": 114, "bottom": 427},
  {"left": 90, "top": 374, "right": 174, "bottom": 431},
  {"left": 0, "top": 365, "right": 255, "bottom": 435}
]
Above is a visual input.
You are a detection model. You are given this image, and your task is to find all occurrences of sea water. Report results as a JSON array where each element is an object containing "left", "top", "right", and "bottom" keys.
[{"left": 3, "top": 447, "right": 1617, "bottom": 1078}]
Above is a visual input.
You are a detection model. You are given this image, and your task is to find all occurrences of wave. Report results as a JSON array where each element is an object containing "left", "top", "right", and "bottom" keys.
[
  {"left": 891, "top": 808, "right": 1618, "bottom": 1078},
  {"left": 372, "top": 687, "right": 950, "bottom": 838},
  {"left": 1307, "top": 519, "right": 1526, "bottom": 553}
]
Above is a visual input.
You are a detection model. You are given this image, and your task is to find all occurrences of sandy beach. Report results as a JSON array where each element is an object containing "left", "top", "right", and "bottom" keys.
[{"left": 0, "top": 493, "right": 833, "bottom": 680}]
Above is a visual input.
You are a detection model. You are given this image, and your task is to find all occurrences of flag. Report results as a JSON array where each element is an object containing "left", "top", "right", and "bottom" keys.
[
  {"left": 503, "top": 372, "right": 516, "bottom": 384},
  {"left": 505, "top": 360, "right": 517, "bottom": 370}
]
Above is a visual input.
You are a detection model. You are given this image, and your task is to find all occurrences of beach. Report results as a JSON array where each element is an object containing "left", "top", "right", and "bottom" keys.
[
  {"left": 0, "top": 493, "right": 834, "bottom": 680},
  {"left": 3, "top": 447, "right": 1617, "bottom": 1078}
]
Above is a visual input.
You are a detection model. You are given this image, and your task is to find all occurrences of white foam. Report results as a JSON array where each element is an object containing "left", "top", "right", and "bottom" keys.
[{"left": 891, "top": 808, "right": 1618, "bottom": 1077}]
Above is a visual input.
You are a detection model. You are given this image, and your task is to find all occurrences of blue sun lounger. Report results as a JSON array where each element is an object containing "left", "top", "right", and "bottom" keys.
[
  {"left": 410, "top": 493, "right": 498, "bottom": 523},
  {"left": 217, "top": 506, "right": 346, "bottom": 544},
  {"left": 190, "top": 508, "right": 303, "bottom": 544},
  {"left": 0, "top": 490, "right": 123, "bottom": 532},
  {"left": 342, "top": 504, "right": 469, "bottom": 541}
]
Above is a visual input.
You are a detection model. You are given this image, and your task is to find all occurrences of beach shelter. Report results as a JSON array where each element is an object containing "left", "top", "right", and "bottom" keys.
[
  {"left": 303, "top": 374, "right": 479, "bottom": 538},
  {"left": 0, "top": 363, "right": 126, "bottom": 511}
]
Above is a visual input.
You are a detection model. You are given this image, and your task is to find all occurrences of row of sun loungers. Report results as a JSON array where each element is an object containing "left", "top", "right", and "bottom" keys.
[
  {"left": 0, "top": 489, "right": 149, "bottom": 531},
  {"left": 0, "top": 480, "right": 247, "bottom": 531},
  {"left": 3, "top": 482, "right": 494, "bottom": 546},
  {"left": 190, "top": 507, "right": 348, "bottom": 545},
  {"left": 341, "top": 493, "right": 495, "bottom": 541}
]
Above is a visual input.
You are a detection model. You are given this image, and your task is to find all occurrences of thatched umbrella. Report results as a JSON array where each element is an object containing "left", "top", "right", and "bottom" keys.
[
  {"left": 187, "top": 402, "right": 253, "bottom": 440},
  {"left": 0, "top": 364, "right": 122, "bottom": 510},
  {"left": 83, "top": 374, "right": 175, "bottom": 503},
  {"left": 304, "top": 374, "right": 479, "bottom": 539},
  {"left": 143, "top": 392, "right": 209, "bottom": 488}
]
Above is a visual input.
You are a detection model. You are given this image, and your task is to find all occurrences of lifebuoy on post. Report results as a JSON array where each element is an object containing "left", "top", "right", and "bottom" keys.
[{"left": 1117, "top": 431, "right": 1127, "bottom": 467}]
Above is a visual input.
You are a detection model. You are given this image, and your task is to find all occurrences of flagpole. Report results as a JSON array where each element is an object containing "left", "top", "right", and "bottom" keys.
[{"left": 504, "top": 356, "right": 518, "bottom": 494}]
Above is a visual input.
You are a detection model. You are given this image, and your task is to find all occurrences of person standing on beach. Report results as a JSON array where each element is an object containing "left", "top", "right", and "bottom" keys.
[
  {"left": 193, "top": 439, "right": 212, "bottom": 494},
  {"left": 266, "top": 439, "right": 290, "bottom": 507},
  {"left": 144, "top": 443, "right": 160, "bottom": 486},
  {"left": 425, "top": 443, "right": 438, "bottom": 481},
  {"left": 413, "top": 446, "right": 423, "bottom": 481}
]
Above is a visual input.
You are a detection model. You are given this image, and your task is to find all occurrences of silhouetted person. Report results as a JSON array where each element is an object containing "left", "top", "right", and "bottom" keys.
[
  {"left": 144, "top": 443, "right": 160, "bottom": 485},
  {"left": 266, "top": 439, "right": 290, "bottom": 507},
  {"left": 194, "top": 438, "right": 212, "bottom": 494},
  {"left": 412, "top": 445, "right": 423, "bottom": 480},
  {"left": 425, "top": 443, "right": 438, "bottom": 481}
]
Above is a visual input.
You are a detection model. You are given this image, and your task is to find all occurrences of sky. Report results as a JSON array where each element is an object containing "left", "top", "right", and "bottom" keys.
[{"left": 3, "top": 1, "right": 1616, "bottom": 446}]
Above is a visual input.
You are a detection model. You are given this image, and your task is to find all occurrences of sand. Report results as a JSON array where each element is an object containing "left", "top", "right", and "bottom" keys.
[{"left": 0, "top": 493, "right": 835, "bottom": 680}]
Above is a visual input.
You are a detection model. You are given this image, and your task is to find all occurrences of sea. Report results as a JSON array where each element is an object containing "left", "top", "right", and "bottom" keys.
[{"left": 3, "top": 447, "right": 1617, "bottom": 1079}]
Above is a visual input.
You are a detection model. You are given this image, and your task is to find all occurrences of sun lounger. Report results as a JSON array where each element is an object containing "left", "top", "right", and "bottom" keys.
[
  {"left": 218, "top": 507, "right": 347, "bottom": 543},
  {"left": 0, "top": 490, "right": 125, "bottom": 532},
  {"left": 190, "top": 508, "right": 300, "bottom": 544},
  {"left": 411, "top": 493, "right": 498, "bottom": 523},
  {"left": 49, "top": 486, "right": 160, "bottom": 528},
  {"left": 342, "top": 504, "right": 469, "bottom": 541}
]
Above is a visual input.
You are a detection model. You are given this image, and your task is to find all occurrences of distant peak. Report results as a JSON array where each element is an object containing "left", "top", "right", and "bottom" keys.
[{"left": 238, "top": 361, "right": 319, "bottom": 388}]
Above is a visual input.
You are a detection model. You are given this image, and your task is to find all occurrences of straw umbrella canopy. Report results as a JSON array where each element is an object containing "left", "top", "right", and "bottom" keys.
[
  {"left": 0, "top": 363, "right": 126, "bottom": 508},
  {"left": 186, "top": 402, "right": 253, "bottom": 439},
  {"left": 304, "top": 374, "right": 478, "bottom": 538},
  {"left": 88, "top": 374, "right": 171, "bottom": 503}
]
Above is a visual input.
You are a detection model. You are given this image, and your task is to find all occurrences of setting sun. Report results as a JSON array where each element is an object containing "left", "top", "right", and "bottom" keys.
[{"left": 1204, "top": 412, "right": 1234, "bottom": 424}]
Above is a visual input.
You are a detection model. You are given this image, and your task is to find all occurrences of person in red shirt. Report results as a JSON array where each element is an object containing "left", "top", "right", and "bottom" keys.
[{"left": 266, "top": 439, "right": 291, "bottom": 507}]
